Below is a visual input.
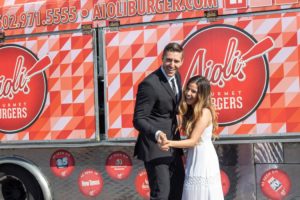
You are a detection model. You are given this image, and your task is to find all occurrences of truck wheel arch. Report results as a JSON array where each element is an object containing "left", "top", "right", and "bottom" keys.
[{"left": 0, "top": 157, "right": 52, "bottom": 200}]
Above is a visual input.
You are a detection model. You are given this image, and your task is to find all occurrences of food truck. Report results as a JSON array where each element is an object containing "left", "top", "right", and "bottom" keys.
[{"left": 1, "top": 0, "right": 300, "bottom": 199}]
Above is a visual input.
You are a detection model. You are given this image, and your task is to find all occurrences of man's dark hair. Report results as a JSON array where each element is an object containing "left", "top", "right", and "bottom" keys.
[{"left": 162, "top": 42, "right": 184, "bottom": 59}]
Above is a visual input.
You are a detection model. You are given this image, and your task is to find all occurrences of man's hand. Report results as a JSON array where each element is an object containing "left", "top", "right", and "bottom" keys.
[
  {"left": 157, "top": 132, "right": 170, "bottom": 151},
  {"left": 157, "top": 132, "right": 167, "bottom": 144}
]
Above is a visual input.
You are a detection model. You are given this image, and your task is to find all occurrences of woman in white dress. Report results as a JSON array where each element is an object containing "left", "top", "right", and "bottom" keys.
[{"left": 160, "top": 75, "right": 224, "bottom": 200}]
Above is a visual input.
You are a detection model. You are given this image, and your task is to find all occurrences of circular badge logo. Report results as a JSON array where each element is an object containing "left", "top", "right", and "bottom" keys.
[
  {"left": 0, "top": 45, "right": 51, "bottom": 133},
  {"left": 135, "top": 169, "right": 150, "bottom": 199},
  {"left": 260, "top": 169, "right": 291, "bottom": 200},
  {"left": 220, "top": 170, "right": 230, "bottom": 196},
  {"left": 181, "top": 24, "right": 274, "bottom": 126},
  {"left": 78, "top": 168, "right": 103, "bottom": 197},
  {"left": 50, "top": 149, "right": 75, "bottom": 178},
  {"left": 105, "top": 151, "right": 132, "bottom": 180}
]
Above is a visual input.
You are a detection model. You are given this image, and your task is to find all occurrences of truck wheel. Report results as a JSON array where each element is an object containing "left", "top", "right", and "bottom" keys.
[{"left": 0, "top": 164, "right": 44, "bottom": 200}]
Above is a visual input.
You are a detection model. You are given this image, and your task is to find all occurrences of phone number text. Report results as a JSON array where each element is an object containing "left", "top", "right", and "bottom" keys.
[{"left": 0, "top": 7, "right": 77, "bottom": 30}]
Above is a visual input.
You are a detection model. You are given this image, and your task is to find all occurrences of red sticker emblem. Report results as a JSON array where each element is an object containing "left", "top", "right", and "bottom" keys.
[
  {"left": 50, "top": 149, "right": 75, "bottom": 178},
  {"left": 0, "top": 45, "right": 51, "bottom": 133},
  {"left": 181, "top": 25, "right": 274, "bottom": 126},
  {"left": 135, "top": 169, "right": 150, "bottom": 199},
  {"left": 220, "top": 170, "right": 230, "bottom": 196},
  {"left": 105, "top": 151, "right": 132, "bottom": 180},
  {"left": 78, "top": 169, "right": 103, "bottom": 197},
  {"left": 260, "top": 169, "right": 291, "bottom": 200}
]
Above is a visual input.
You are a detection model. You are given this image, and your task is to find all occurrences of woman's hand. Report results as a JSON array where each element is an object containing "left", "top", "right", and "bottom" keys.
[{"left": 159, "top": 137, "right": 170, "bottom": 151}]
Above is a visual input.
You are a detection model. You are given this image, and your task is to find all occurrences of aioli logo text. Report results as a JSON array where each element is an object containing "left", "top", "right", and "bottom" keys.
[
  {"left": 0, "top": 45, "right": 51, "bottom": 133},
  {"left": 181, "top": 25, "right": 274, "bottom": 126}
]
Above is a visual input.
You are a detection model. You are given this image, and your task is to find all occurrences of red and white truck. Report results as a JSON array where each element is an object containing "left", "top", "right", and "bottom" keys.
[{"left": 1, "top": 0, "right": 300, "bottom": 199}]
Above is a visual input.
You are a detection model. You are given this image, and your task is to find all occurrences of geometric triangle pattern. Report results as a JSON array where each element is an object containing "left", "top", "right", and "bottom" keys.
[
  {"left": 1, "top": 0, "right": 300, "bottom": 141},
  {"left": 0, "top": 33, "right": 96, "bottom": 141},
  {"left": 106, "top": 11, "right": 300, "bottom": 139}
]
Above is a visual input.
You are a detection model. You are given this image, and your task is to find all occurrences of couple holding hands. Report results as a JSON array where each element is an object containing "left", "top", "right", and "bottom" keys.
[{"left": 133, "top": 43, "right": 224, "bottom": 200}]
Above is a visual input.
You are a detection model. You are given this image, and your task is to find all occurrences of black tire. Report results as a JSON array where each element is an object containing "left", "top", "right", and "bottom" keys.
[{"left": 0, "top": 164, "right": 44, "bottom": 200}]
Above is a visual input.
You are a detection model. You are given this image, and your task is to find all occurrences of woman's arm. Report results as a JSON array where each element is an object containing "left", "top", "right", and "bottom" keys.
[{"left": 163, "top": 108, "right": 212, "bottom": 149}]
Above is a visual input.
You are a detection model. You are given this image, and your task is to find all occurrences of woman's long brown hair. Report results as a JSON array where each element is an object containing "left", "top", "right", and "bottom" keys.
[{"left": 178, "top": 75, "right": 218, "bottom": 138}]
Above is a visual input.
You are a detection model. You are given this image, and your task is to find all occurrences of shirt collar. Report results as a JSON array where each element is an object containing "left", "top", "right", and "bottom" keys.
[{"left": 160, "top": 66, "right": 175, "bottom": 82}]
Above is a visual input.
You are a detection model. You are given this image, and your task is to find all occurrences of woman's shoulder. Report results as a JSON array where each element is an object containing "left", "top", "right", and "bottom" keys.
[
  {"left": 202, "top": 108, "right": 212, "bottom": 117},
  {"left": 201, "top": 108, "right": 213, "bottom": 125}
]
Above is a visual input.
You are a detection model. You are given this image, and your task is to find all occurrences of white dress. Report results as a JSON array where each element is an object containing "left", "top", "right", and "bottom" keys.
[{"left": 182, "top": 124, "right": 224, "bottom": 200}]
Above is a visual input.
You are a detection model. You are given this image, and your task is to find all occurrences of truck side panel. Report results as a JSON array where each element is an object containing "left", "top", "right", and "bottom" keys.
[
  {"left": 1, "top": 0, "right": 300, "bottom": 36},
  {"left": 0, "top": 32, "right": 98, "bottom": 142},
  {"left": 0, "top": 143, "right": 299, "bottom": 199},
  {"left": 104, "top": 11, "right": 300, "bottom": 140}
]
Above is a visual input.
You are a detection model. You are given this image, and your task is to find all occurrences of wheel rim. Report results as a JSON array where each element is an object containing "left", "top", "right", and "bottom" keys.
[{"left": 1, "top": 175, "right": 27, "bottom": 200}]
